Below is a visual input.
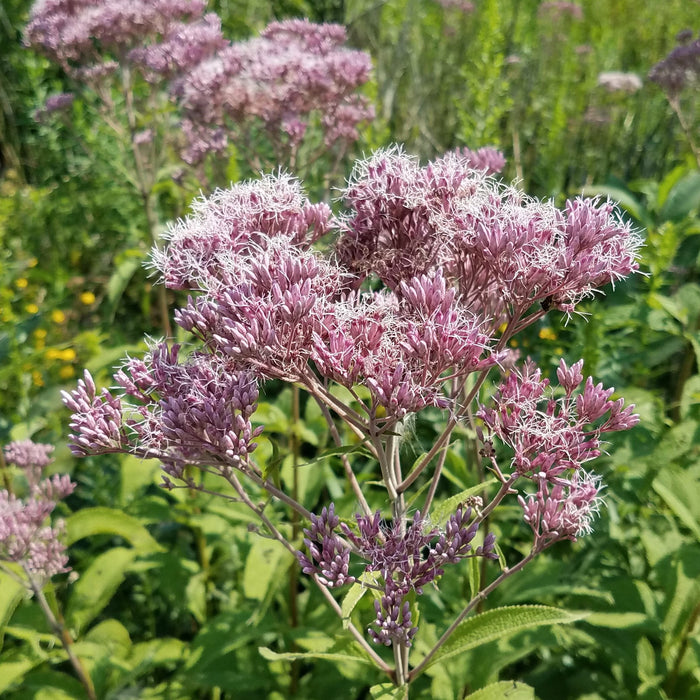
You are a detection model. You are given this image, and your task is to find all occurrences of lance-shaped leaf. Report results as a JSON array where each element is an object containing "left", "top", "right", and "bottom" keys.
[{"left": 421, "top": 605, "right": 589, "bottom": 670}]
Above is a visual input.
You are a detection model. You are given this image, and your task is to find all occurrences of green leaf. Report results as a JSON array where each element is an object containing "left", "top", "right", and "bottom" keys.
[
  {"left": 369, "top": 682, "right": 408, "bottom": 699},
  {"left": 0, "top": 570, "right": 26, "bottom": 649},
  {"left": 83, "top": 618, "right": 132, "bottom": 657},
  {"left": 680, "top": 375, "right": 700, "bottom": 420},
  {"left": 242, "top": 536, "right": 294, "bottom": 602},
  {"left": 463, "top": 681, "right": 536, "bottom": 700},
  {"left": 649, "top": 421, "right": 700, "bottom": 465},
  {"left": 423, "top": 605, "right": 589, "bottom": 670},
  {"left": 185, "top": 571, "right": 208, "bottom": 624},
  {"left": 119, "top": 454, "right": 160, "bottom": 505},
  {"left": 105, "top": 249, "right": 144, "bottom": 318},
  {"left": 584, "top": 612, "right": 650, "bottom": 628},
  {"left": 649, "top": 292, "right": 686, "bottom": 326},
  {"left": 466, "top": 556, "right": 481, "bottom": 601},
  {"left": 0, "top": 647, "right": 50, "bottom": 694},
  {"left": 258, "top": 645, "right": 372, "bottom": 665},
  {"left": 252, "top": 402, "right": 290, "bottom": 432},
  {"left": 430, "top": 480, "right": 498, "bottom": 526},
  {"left": 11, "top": 669, "right": 85, "bottom": 699},
  {"left": 659, "top": 170, "right": 700, "bottom": 222},
  {"left": 129, "top": 637, "right": 187, "bottom": 670},
  {"left": 297, "top": 442, "right": 374, "bottom": 468},
  {"left": 341, "top": 579, "right": 371, "bottom": 629},
  {"left": 653, "top": 472, "right": 700, "bottom": 540},
  {"left": 85, "top": 343, "right": 142, "bottom": 375},
  {"left": 65, "top": 507, "right": 164, "bottom": 554},
  {"left": 66, "top": 547, "right": 137, "bottom": 634}
]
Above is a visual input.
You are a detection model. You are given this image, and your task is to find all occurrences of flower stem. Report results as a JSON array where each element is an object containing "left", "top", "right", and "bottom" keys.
[{"left": 26, "top": 572, "right": 97, "bottom": 700}]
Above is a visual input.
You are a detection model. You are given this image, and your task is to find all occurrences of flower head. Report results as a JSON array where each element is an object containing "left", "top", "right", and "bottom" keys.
[
  {"left": 478, "top": 358, "right": 638, "bottom": 482},
  {"left": 176, "top": 18, "right": 373, "bottom": 163},
  {"left": 298, "top": 504, "right": 496, "bottom": 647},
  {"left": 519, "top": 469, "right": 604, "bottom": 545},
  {"left": 1, "top": 440, "right": 75, "bottom": 583},
  {"left": 649, "top": 30, "right": 700, "bottom": 97}
]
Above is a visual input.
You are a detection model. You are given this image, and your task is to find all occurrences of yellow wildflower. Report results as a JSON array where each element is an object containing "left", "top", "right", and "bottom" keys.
[
  {"left": 51, "top": 310, "right": 66, "bottom": 324},
  {"left": 32, "top": 370, "right": 44, "bottom": 387},
  {"left": 59, "top": 365, "right": 75, "bottom": 379},
  {"left": 25, "top": 303, "right": 39, "bottom": 314},
  {"left": 538, "top": 327, "right": 557, "bottom": 341},
  {"left": 15, "top": 278, "right": 28, "bottom": 289},
  {"left": 79, "top": 291, "right": 96, "bottom": 305},
  {"left": 34, "top": 329, "right": 47, "bottom": 339}
]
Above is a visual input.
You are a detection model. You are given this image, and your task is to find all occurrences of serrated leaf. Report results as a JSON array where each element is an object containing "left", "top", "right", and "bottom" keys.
[
  {"left": 66, "top": 547, "right": 137, "bottom": 634},
  {"left": 65, "top": 507, "right": 163, "bottom": 554},
  {"left": 423, "top": 605, "right": 589, "bottom": 670},
  {"left": 464, "top": 681, "right": 535, "bottom": 700}
]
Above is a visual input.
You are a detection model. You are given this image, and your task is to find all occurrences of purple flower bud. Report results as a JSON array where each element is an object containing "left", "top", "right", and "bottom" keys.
[{"left": 301, "top": 504, "right": 495, "bottom": 647}]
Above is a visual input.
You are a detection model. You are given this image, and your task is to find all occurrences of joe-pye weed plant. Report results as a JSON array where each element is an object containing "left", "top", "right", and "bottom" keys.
[
  {"left": 63, "top": 146, "right": 642, "bottom": 696},
  {"left": 25, "top": 1, "right": 373, "bottom": 336}
]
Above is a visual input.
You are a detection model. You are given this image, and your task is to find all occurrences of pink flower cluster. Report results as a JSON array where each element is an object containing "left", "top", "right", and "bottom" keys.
[
  {"left": 5, "top": 440, "right": 55, "bottom": 488},
  {"left": 26, "top": 4, "right": 373, "bottom": 167},
  {"left": 479, "top": 358, "right": 638, "bottom": 542},
  {"left": 63, "top": 148, "right": 641, "bottom": 537},
  {"left": 63, "top": 349, "right": 262, "bottom": 483},
  {"left": 1, "top": 441, "right": 75, "bottom": 581},
  {"left": 26, "top": 0, "right": 208, "bottom": 73},
  {"left": 298, "top": 504, "right": 496, "bottom": 647},
  {"left": 337, "top": 148, "right": 641, "bottom": 319},
  {"left": 176, "top": 18, "right": 374, "bottom": 163},
  {"left": 446, "top": 146, "right": 506, "bottom": 175}
]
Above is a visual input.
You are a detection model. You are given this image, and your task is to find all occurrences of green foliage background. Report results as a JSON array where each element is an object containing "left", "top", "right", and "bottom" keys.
[{"left": 1, "top": 0, "right": 700, "bottom": 698}]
